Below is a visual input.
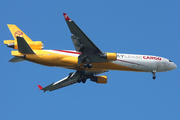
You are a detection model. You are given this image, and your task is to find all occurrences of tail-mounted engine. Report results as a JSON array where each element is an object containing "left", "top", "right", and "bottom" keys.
[
  {"left": 4, "top": 40, "right": 44, "bottom": 50},
  {"left": 90, "top": 75, "right": 107, "bottom": 84},
  {"left": 99, "top": 52, "right": 117, "bottom": 61}
]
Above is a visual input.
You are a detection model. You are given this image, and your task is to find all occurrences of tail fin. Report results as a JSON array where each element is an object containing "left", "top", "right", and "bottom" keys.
[
  {"left": 7, "top": 24, "right": 33, "bottom": 42},
  {"left": 8, "top": 36, "right": 34, "bottom": 63},
  {"left": 4, "top": 24, "right": 44, "bottom": 50}
]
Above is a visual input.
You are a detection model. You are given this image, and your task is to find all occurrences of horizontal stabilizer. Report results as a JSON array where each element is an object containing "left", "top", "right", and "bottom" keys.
[
  {"left": 17, "top": 36, "right": 35, "bottom": 54},
  {"left": 9, "top": 56, "right": 25, "bottom": 63}
]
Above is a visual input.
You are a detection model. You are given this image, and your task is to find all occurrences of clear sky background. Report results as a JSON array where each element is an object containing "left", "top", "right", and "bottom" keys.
[{"left": 0, "top": 0, "right": 179, "bottom": 120}]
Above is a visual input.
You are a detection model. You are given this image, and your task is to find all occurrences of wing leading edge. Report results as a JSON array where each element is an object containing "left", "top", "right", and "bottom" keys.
[{"left": 63, "top": 13, "right": 107, "bottom": 64}]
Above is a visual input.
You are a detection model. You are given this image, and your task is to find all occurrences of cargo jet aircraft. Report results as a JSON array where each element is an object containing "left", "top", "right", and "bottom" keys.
[{"left": 4, "top": 13, "right": 177, "bottom": 92}]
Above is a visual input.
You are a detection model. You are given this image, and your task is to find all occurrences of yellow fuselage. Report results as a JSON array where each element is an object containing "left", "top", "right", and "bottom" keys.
[{"left": 12, "top": 49, "right": 143, "bottom": 72}]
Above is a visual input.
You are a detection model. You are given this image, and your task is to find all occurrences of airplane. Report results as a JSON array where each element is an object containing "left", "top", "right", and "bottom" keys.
[{"left": 4, "top": 13, "right": 177, "bottom": 92}]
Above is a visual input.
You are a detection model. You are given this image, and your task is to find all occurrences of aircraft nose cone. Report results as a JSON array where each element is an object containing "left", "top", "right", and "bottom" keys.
[
  {"left": 165, "top": 61, "right": 177, "bottom": 71},
  {"left": 169, "top": 63, "right": 177, "bottom": 70},
  {"left": 171, "top": 62, "right": 177, "bottom": 70}
]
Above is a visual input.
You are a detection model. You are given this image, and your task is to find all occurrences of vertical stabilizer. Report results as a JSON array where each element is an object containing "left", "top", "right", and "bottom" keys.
[
  {"left": 7, "top": 24, "right": 33, "bottom": 42},
  {"left": 4, "top": 24, "right": 44, "bottom": 50}
]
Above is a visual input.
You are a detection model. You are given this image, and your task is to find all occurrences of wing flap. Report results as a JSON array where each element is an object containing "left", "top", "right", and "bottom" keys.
[{"left": 71, "top": 34, "right": 81, "bottom": 51}]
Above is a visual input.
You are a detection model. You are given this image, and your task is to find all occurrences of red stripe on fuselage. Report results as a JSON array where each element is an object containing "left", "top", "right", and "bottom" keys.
[
  {"left": 53, "top": 50, "right": 81, "bottom": 55},
  {"left": 117, "top": 59, "right": 146, "bottom": 66}
]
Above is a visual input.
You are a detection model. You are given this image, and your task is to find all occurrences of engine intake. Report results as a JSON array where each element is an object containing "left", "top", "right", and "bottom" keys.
[
  {"left": 99, "top": 52, "right": 117, "bottom": 61},
  {"left": 4, "top": 40, "right": 44, "bottom": 50},
  {"left": 90, "top": 75, "right": 107, "bottom": 84}
]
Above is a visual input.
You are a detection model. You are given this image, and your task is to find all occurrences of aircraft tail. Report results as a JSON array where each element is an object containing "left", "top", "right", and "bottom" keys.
[
  {"left": 9, "top": 24, "right": 33, "bottom": 41},
  {"left": 8, "top": 36, "right": 35, "bottom": 63},
  {"left": 4, "top": 24, "right": 44, "bottom": 50}
]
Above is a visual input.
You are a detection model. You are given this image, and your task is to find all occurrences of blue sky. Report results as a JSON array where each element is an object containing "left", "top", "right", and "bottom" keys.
[{"left": 1, "top": 0, "right": 180, "bottom": 120}]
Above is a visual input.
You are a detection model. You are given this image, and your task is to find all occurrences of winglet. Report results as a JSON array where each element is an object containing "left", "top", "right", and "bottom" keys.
[
  {"left": 37, "top": 85, "right": 43, "bottom": 90},
  {"left": 63, "top": 13, "right": 71, "bottom": 21}
]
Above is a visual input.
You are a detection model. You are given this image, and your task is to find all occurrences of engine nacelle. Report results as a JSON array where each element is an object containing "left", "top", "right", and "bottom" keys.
[
  {"left": 99, "top": 52, "right": 117, "bottom": 61},
  {"left": 4, "top": 40, "right": 44, "bottom": 50},
  {"left": 90, "top": 75, "right": 107, "bottom": 84}
]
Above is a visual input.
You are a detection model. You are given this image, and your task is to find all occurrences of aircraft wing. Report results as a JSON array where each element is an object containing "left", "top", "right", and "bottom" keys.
[
  {"left": 38, "top": 71, "right": 104, "bottom": 92},
  {"left": 63, "top": 13, "right": 107, "bottom": 64}
]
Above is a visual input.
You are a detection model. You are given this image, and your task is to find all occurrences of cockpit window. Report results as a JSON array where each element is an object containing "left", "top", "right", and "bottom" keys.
[{"left": 169, "top": 60, "right": 172, "bottom": 62}]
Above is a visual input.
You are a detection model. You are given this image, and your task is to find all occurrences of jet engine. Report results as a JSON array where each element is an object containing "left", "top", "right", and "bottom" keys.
[
  {"left": 4, "top": 40, "right": 44, "bottom": 50},
  {"left": 99, "top": 52, "right": 117, "bottom": 61},
  {"left": 90, "top": 75, "right": 107, "bottom": 84}
]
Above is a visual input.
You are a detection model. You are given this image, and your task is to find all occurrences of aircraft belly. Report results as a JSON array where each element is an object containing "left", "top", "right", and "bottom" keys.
[
  {"left": 24, "top": 50, "right": 77, "bottom": 68},
  {"left": 113, "top": 58, "right": 159, "bottom": 72},
  {"left": 25, "top": 54, "right": 44, "bottom": 65},
  {"left": 89, "top": 62, "right": 144, "bottom": 72}
]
